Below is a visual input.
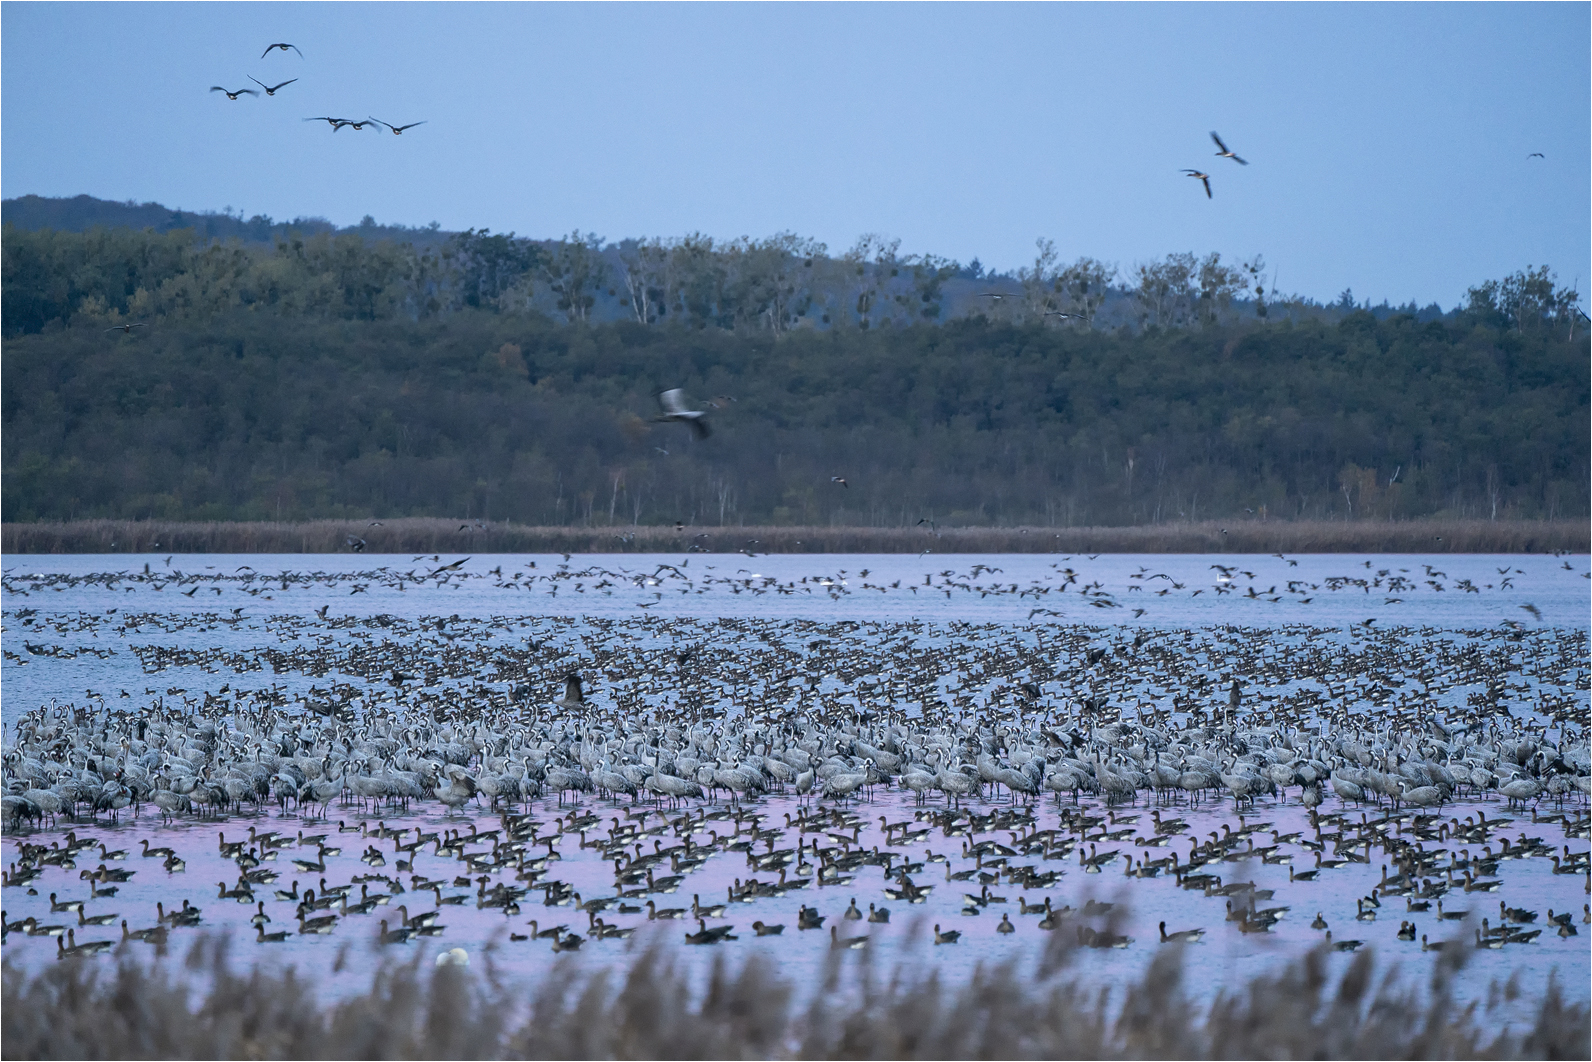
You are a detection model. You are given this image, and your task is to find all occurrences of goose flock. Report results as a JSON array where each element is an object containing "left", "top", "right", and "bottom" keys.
[{"left": 1, "top": 552, "right": 1587, "bottom": 991}]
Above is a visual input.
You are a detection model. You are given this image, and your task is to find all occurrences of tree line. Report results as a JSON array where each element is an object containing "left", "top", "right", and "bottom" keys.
[{"left": 19, "top": 207, "right": 1581, "bottom": 341}]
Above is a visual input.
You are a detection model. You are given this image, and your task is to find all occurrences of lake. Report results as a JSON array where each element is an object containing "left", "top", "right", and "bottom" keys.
[{"left": 3, "top": 550, "right": 1588, "bottom": 1025}]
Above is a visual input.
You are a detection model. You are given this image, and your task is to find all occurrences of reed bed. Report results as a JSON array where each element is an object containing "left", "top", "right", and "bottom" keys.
[
  {"left": 3, "top": 933, "right": 1586, "bottom": 1060},
  {"left": 3, "top": 518, "right": 1585, "bottom": 556}
]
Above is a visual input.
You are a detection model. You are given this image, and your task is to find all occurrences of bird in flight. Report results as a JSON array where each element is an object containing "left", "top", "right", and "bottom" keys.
[
  {"left": 1527, "top": 152, "right": 1544, "bottom": 159},
  {"left": 370, "top": 118, "right": 427, "bottom": 135},
  {"left": 262, "top": 43, "right": 303, "bottom": 58},
  {"left": 654, "top": 389, "right": 711, "bottom": 439},
  {"left": 978, "top": 292, "right": 1015, "bottom": 301},
  {"left": 211, "top": 86, "right": 259, "bottom": 100},
  {"left": 1043, "top": 311, "right": 1080, "bottom": 319},
  {"left": 1210, "top": 131, "right": 1247, "bottom": 164},
  {"left": 104, "top": 322, "right": 145, "bottom": 334},
  {"left": 249, "top": 77, "right": 298, "bottom": 96},
  {"left": 306, "top": 117, "right": 376, "bottom": 132},
  {"left": 831, "top": 477, "right": 849, "bottom": 488},
  {"left": 1182, "top": 170, "right": 1212, "bottom": 198}
]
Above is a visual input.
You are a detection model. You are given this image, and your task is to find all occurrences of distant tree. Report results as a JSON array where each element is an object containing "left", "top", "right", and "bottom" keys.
[
  {"left": 618, "top": 238, "right": 669, "bottom": 325},
  {"left": 539, "top": 231, "right": 608, "bottom": 323},
  {"left": 1465, "top": 266, "right": 1580, "bottom": 333},
  {"left": 449, "top": 229, "right": 539, "bottom": 310},
  {"left": 908, "top": 254, "right": 959, "bottom": 320},
  {"left": 1132, "top": 253, "right": 1197, "bottom": 328}
]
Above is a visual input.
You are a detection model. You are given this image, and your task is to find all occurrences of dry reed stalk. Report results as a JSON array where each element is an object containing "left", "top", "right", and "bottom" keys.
[
  {"left": 2, "top": 932, "right": 1585, "bottom": 1060},
  {"left": 2, "top": 518, "right": 1586, "bottom": 555}
]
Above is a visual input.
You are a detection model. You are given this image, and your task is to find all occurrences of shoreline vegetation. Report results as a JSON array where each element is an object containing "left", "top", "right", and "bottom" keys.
[
  {"left": 3, "top": 935, "right": 1586, "bottom": 1061},
  {"left": 2, "top": 518, "right": 1586, "bottom": 556}
]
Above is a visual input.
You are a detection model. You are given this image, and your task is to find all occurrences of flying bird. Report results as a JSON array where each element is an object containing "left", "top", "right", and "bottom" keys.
[
  {"left": 1043, "top": 311, "right": 1080, "bottom": 319},
  {"left": 978, "top": 292, "right": 1015, "bottom": 300},
  {"left": 210, "top": 86, "right": 259, "bottom": 100},
  {"left": 1527, "top": 152, "right": 1544, "bottom": 159},
  {"left": 249, "top": 77, "right": 298, "bottom": 96},
  {"left": 104, "top": 323, "right": 145, "bottom": 334},
  {"left": 371, "top": 118, "right": 427, "bottom": 135},
  {"left": 654, "top": 389, "right": 711, "bottom": 439},
  {"left": 261, "top": 43, "right": 303, "bottom": 58},
  {"left": 1182, "top": 170, "right": 1212, "bottom": 198},
  {"left": 1210, "top": 131, "right": 1247, "bottom": 164},
  {"left": 305, "top": 117, "right": 373, "bottom": 132},
  {"left": 831, "top": 477, "right": 849, "bottom": 488}
]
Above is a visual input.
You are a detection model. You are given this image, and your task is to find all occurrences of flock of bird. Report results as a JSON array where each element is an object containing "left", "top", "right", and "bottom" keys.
[
  {"left": 209, "top": 40, "right": 424, "bottom": 136},
  {"left": 1180, "top": 131, "right": 1247, "bottom": 200},
  {"left": 2, "top": 551, "right": 1583, "bottom": 630},
  {"left": 1, "top": 553, "right": 1587, "bottom": 969}
]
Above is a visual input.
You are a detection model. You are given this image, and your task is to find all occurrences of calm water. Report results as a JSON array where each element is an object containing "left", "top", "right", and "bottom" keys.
[{"left": 3, "top": 551, "right": 1588, "bottom": 1020}]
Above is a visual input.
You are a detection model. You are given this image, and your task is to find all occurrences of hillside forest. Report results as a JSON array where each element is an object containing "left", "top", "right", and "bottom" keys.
[{"left": 1, "top": 199, "right": 1586, "bottom": 529}]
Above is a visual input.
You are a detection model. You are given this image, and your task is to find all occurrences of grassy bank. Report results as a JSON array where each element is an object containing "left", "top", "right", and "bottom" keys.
[
  {"left": 1, "top": 518, "right": 1585, "bottom": 555},
  {"left": 4, "top": 934, "right": 1585, "bottom": 1060}
]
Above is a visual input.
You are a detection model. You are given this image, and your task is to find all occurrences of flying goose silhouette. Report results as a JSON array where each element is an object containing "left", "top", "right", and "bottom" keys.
[
  {"left": 249, "top": 77, "right": 298, "bottom": 96},
  {"left": 1210, "top": 131, "right": 1247, "bottom": 164}
]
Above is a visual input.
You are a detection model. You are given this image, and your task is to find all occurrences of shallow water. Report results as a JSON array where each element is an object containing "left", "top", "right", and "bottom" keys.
[{"left": 2, "top": 551, "right": 1588, "bottom": 1022}]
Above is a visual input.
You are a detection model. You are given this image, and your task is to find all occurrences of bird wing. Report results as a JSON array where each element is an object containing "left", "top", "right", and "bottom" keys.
[
  {"left": 658, "top": 389, "right": 689, "bottom": 416},
  {"left": 1231, "top": 154, "right": 1247, "bottom": 165},
  {"left": 270, "top": 79, "right": 298, "bottom": 92},
  {"left": 395, "top": 122, "right": 427, "bottom": 132},
  {"left": 1210, "top": 131, "right": 1229, "bottom": 153},
  {"left": 1202, "top": 177, "right": 1212, "bottom": 198},
  {"left": 249, "top": 77, "right": 268, "bottom": 90}
]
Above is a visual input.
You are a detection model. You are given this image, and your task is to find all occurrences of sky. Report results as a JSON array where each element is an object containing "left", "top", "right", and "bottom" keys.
[{"left": 2, "top": 2, "right": 1587, "bottom": 307}]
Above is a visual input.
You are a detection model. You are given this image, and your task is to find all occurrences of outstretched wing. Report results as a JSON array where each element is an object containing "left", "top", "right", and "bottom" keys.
[
  {"left": 1210, "top": 131, "right": 1229, "bottom": 153},
  {"left": 658, "top": 389, "right": 689, "bottom": 416},
  {"left": 1201, "top": 176, "right": 1212, "bottom": 198}
]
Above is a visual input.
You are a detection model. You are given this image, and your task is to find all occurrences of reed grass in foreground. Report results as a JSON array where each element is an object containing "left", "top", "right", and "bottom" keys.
[
  {"left": 3, "top": 518, "right": 1586, "bottom": 555},
  {"left": 3, "top": 934, "right": 1586, "bottom": 1060}
]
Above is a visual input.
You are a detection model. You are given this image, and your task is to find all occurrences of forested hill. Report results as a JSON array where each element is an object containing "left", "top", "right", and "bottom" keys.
[
  {"left": 3, "top": 305, "right": 1585, "bottom": 527},
  {"left": 3, "top": 194, "right": 1468, "bottom": 337}
]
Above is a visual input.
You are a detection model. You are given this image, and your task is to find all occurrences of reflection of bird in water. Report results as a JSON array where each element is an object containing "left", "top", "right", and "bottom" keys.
[
  {"left": 1182, "top": 170, "right": 1212, "bottom": 198},
  {"left": 1520, "top": 603, "right": 1542, "bottom": 621},
  {"left": 654, "top": 389, "right": 710, "bottom": 438},
  {"left": 435, "top": 947, "right": 469, "bottom": 966},
  {"left": 1210, "top": 131, "right": 1248, "bottom": 164}
]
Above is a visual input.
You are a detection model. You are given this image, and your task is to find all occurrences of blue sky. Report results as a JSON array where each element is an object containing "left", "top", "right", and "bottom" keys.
[{"left": 3, "top": 2, "right": 1586, "bottom": 306}]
